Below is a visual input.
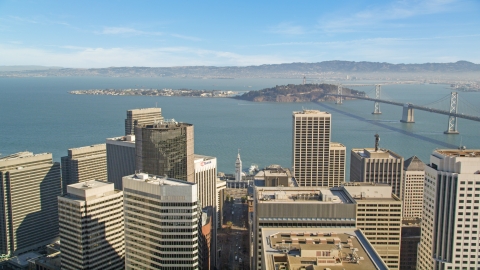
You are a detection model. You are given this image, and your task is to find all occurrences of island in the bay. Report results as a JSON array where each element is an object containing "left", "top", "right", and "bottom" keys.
[
  {"left": 69, "top": 83, "right": 366, "bottom": 102},
  {"left": 233, "top": 83, "right": 364, "bottom": 102},
  {"left": 70, "top": 88, "right": 237, "bottom": 97}
]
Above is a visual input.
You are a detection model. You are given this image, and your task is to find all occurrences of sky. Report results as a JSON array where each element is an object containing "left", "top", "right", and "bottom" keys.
[{"left": 0, "top": 0, "right": 479, "bottom": 68}]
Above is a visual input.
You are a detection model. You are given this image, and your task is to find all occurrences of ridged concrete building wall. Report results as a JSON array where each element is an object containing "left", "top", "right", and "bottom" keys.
[
  {"left": 0, "top": 152, "right": 61, "bottom": 255},
  {"left": 344, "top": 183, "right": 402, "bottom": 269},
  {"left": 58, "top": 181, "right": 124, "bottom": 270},
  {"left": 106, "top": 136, "right": 136, "bottom": 190},
  {"left": 401, "top": 156, "right": 425, "bottom": 219},
  {"left": 292, "top": 110, "right": 331, "bottom": 187},
  {"left": 123, "top": 173, "right": 200, "bottom": 270},
  {"left": 125, "top": 108, "right": 163, "bottom": 136},
  {"left": 350, "top": 148, "right": 404, "bottom": 197},
  {"left": 328, "top": 142, "right": 346, "bottom": 187},
  {"left": 61, "top": 144, "right": 107, "bottom": 194},
  {"left": 417, "top": 149, "right": 480, "bottom": 270}
]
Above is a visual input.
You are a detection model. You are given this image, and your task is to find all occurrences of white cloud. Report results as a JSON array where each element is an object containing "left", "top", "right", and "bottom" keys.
[
  {"left": 269, "top": 22, "right": 305, "bottom": 35},
  {"left": 318, "top": 0, "right": 462, "bottom": 32},
  {"left": 0, "top": 44, "right": 296, "bottom": 68},
  {"left": 98, "top": 27, "right": 162, "bottom": 36},
  {"left": 170, "top": 34, "right": 202, "bottom": 42}
]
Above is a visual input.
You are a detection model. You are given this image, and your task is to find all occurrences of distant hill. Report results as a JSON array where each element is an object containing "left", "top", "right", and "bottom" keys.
[
  {"left": 1, "top": 61, "right": 479, "bottom": 78},
  {"left": 233, "top": 83, "right": 365, "bottom": 102},
  {"left": 0, "top": 65, "right": 63, "bottom": 71}
]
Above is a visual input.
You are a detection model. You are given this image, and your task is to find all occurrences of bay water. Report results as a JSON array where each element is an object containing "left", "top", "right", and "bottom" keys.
[{"left": 1, "top": 77, "right": 479, "bottom": 177}]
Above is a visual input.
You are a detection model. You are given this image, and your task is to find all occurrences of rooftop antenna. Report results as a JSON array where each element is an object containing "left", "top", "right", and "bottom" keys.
[{"left": 374, "top": 134, "right": 380, "bottom": 152}]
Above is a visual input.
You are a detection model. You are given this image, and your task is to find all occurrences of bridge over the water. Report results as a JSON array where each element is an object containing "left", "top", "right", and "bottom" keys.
[{"left": 325, "top": 84, "right": 480, "bottom": 134}]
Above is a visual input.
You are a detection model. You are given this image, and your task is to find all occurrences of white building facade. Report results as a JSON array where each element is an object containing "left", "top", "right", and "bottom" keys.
[
  {"left": 417, "top": 149, "right": 480, "bottom": 270},
  {"left": 123, "top": 173, "right": 200, "bottom": 270},
  {"left": 58, "top": 181, "right": 124, "bottom": 270}
]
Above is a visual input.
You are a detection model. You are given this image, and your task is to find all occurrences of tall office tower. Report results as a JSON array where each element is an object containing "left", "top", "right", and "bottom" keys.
[
  {"left": 194, "top": 154, "right": 218, "bottom": 268},
  {"left": 344, "top": 183, "right": 403, "bottom": 269},
  {"left": 106, "top": 135, "right": 136, "bottom": 190},
  {"left": 61, "top": 144, "right": 107, "bottom": 194},
  {"left": 235, "top": 151, "right": 242, "bottom": 181},
  {"left": 123, "top": 173, "right": 200, "bottom": 270},
  {"left": 350, "top": 142, "right": 404, "bottom": 197},
  {"left": 135, "top": 121, "right": 194, "bottom": 182},
  {"left": 328, "top": 142, "right": 346, "bottom": 186},
  {"left": 417, "top": 149, "right": 480, "bottom": 270},
  {"left": 0, "top": 152, "right": 61, "bottom": 255},
  {"left": 125, "top": 107, "right": 163, "bottom": 136},
  {"left": 292, "top": 109, "right": 331, "bottom": 186},
  {"left": 401, "top": 156, "right": 425, "bottom": 219},
  {"left": 58, "top": 181, "right": 124, "bottom": 270},
  {"left": 400, "top": 220, "right": 421, "bottom": 270}
]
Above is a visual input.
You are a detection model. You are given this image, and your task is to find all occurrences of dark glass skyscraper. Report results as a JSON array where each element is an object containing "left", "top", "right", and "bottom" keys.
[{"left": 135, "top": 121, "right": 194, "bottom": 182}]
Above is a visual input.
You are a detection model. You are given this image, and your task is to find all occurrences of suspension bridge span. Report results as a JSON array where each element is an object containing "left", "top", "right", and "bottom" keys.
[{"left": 325, "top": 84, "right": 480, "bottom": 134}]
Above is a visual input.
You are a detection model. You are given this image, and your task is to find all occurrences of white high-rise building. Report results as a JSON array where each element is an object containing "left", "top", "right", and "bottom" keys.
[
  {"left": 417, "top": 149, "right": 480, "bottom": 270},
  {"left": 123, "top": 173, "right": 200, "bottom": 270},
  {"left": 58, "top": 181, "right": 124, "bottom": 270},
  {"left": 401, "top": 156, "right": 425, "bottom": 219},
  {"left": 235, "top": 151, "right": 242, "bottom": 182},
  {"left": 292, "top": 109, "right": 332, "bottom": 186}
]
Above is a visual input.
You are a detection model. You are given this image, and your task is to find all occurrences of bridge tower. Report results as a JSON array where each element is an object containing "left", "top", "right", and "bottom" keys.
[
  {"left": 336, "top": 84, "right": 342, "bottom": 104},
  {"left": 444, "top": 92, "right": 460, "bottom": 134},
  {"left": 372, "top": 84, "right": 382, "bottom": 114}
]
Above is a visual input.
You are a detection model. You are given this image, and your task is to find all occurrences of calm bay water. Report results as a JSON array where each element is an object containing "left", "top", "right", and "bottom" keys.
[{"left": 1, "top": 77, "right": 479, "bottom": 176}]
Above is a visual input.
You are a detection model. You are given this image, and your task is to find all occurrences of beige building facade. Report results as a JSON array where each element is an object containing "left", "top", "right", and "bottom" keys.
[
  {"left": 293, "top": 110, "right": 345, "bottom": 187},
  {"left": 125, "top": 107, "right": 163, "bottom": 136},
  {"left": 350, "top": 148, "right": 404, "bottom": 197},
  {"left": 344, "top": 183, "right": 402, "bottom": 269},
  {"left": 61, "top": 144, "right": 107, "bottom": 194},
  {"left": 58, "top": 181, "right": 124, "bottom": 270},
  {"left": 401, "top": 156, "right": 425, "bottom": 219},
  {"left": 0, "top": 152, "right": 61, "bottom": 255}
]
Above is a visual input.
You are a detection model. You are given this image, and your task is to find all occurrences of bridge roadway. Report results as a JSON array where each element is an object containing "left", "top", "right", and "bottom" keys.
[{"left": 325, "top": 94, "right": 480, "bottom": 122}]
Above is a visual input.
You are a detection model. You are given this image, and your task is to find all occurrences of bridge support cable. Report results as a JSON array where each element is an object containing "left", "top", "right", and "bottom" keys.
[
  {"left": 372, "top": 85, "right": 382, "bottom": 114},
  {"left": 444, "top": 92, "right": 460, "bottom": 134},
  {"left": 336, "top": 84, "right": 343, "bottom": 104},
  {"left": 400, "top": 104, "right": 415, "bottom": 123}
]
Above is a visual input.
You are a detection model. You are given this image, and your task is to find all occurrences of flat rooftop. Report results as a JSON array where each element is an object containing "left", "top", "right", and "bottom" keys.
[
  {"left": 194, "top": 154, "right": 216, "bottom": 161},
  {"left": 0, "top": 151, "right": 49, "bottom": 162},
  {"left": 140, "top": 121, "right": 192, "bottom": 130},
  {"left": 262, "top": 228, "right": 387, "bottom": 270},
  {"left": 293, "top": 109, "right": 330, "bottom": 115},
  {"left": 124, "top": 173, "right": 195, "bottom": 186},
  {"left": 106, "top": 135, "right": 135, "bottom": 143},
  {"left": 352, "top": 148, "right": 402, "bottom": 159},
  {"left": 68, "top": 144, "right": 105, "bottom": 151},
  {"left": 342, "top": 183, "right": 400, "bottom": 201},
  {"left": 434, "top": 149, "right": 480, "bottom": 157},
  {"left": 255, "top": 187, "right": 354, "bottom": 204}
]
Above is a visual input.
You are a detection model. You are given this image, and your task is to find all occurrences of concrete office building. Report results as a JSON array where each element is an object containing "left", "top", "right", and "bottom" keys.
[
  {"left": 251, "top": 186, "right": 357, "bottom": 269},
  {"left": 343, "top": 183, "right": 403, "bottom": 269},
  {"left": 401, "top": 156, "right": 425, "bottom": 219},
  {"left": 123, "top": 173, "right": 200, "bottom": 270},
  {"left": 106, "top": 135, "right": 136, "bottom": 190},
  {"left": 125, "top": 107, "right": 163, "bottom": 136},
  {"left": 262, "top": 228, "right": 388, "bottom": 270},
  {"left": 58, "top": 181, "right": 124, "bottom": 270},
  {"left": 61, "top": 144, "right": 107, "bottom": 194},
  {"left": 350, "top": 146, "right": 404, "bottom": 197},
  {"left": 253, "top": 165, "right": 293, "bottom": 187},
  {"left": 417, "top": 149, "right": 480, "bottom": 270},
  {"left": 194, "top": 154, "right": 218, "bottom": 268},
  {"left": 292, "top": 110, "right": 345, "bottom": 187},
  {"left": 0, "top": 152, "right": 61, "bottom": 256},
  {"left": 135, "top": 121, "right": 194, "bottom": 182}
]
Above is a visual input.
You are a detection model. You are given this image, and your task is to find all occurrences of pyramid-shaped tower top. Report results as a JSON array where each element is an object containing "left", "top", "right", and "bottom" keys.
[{"left": 404, "top": 156, "right": 425, "bottom": 171}]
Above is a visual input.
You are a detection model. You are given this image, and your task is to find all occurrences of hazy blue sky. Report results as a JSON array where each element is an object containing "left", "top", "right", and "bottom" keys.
[{"left": 1, "top": 0, "right": 479, "bottom": 67}]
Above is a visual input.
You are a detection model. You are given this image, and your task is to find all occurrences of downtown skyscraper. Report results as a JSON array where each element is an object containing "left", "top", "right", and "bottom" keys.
[{"left": 292, "top": 109, "right": 345, "bottom": 187}]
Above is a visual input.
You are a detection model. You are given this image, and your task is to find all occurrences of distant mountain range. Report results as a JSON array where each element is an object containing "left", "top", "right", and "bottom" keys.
[{"left": 1, "top": 61, "right": 479, "bottom": 78}]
